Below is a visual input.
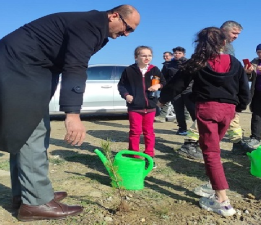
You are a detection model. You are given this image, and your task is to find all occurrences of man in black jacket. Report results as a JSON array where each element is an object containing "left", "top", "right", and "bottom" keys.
[{"left": 0, "top": 4, "right": 140, "bottom": 221}]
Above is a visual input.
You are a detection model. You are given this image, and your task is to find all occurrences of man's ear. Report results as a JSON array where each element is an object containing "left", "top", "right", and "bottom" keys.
[{"left": 108, "top": 12, "right": 118, "bottom": 22}]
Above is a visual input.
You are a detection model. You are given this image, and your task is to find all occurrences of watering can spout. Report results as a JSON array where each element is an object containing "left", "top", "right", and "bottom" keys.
[{"left": 94, "top": 149, "right": 112, "bottom": 175}]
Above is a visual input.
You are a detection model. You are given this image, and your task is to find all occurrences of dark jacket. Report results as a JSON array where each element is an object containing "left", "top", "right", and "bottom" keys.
[
  {"left": 248, "top": 57, "right": 261, "bottom": 97},
  {"left": 0, "top": 10, "right": 109, "bottom": 153},
  {"left": 165, "top": 57, "right": 194, "bottom": 95},
  {"left": 161, "top": 60, "right": 172, "bottom": 81},
  {"left": 161, "top": 57, "right": 187, "bottom": 82},
  {"left": 247, "top": 57, "right": 261, "bottom": 112},
  {"left": 160, "top": 55, "right": 250, "bottom": 112},
  {"left": 118, "top": 64, "right": 166, "bottom": 111}
]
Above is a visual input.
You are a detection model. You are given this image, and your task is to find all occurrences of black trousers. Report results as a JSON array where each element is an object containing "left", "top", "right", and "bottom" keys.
[
  {"left": 250, "top": 90, "right": 261, "bottom": 140},
  {"left": 251, "top": 113, "right": 261, "bottom": 140},
  {"left": 172, "top": 92, "right": 196, "bottom": 130}
]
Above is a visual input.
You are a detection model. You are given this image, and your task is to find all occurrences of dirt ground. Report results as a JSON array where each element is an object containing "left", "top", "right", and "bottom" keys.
[{"left": 0, "top": 110, "right": 260, "bottom": 225}]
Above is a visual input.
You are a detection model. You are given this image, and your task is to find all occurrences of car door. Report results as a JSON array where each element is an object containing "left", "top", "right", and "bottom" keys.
[
  {"left": 81, "top": 65, "right": 114, "bottom": 113},
  {"left": 113, "top": 66, "right": 128, "bottom": 112}
]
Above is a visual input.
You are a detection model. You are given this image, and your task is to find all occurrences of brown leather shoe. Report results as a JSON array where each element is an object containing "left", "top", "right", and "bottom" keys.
[
  {"left": 53, "top": 191, "right": 68, "bottom": 202},
  {"left": 12, "top": 191, "right": 68, "bottom": 209},
  {"left": 18, "top": 199, "right": 83, "bottom": 221}
]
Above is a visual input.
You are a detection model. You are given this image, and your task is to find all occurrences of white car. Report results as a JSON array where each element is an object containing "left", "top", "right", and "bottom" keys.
[{"left": 49, "top": 64, "right": 128, "bottom": 115}]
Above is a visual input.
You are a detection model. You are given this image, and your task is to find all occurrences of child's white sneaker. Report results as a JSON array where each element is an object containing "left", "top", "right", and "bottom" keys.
[{"left": 199, "top": 194, "right": 236, "bottom": 216}]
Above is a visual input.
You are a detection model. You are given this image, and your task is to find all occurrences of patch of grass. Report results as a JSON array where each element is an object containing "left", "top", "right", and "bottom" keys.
[
  {"left": 0, "top": 160, "right": 10, "bottom": 171},
  {"left": 49, "top": 157, "right": 65, "bottom": 165},
  {"left": 80, "top": 199, "right": 92, "bottom": 208},
  {"left": 154, "top": 208, "right": 169, "bottom": 220}
]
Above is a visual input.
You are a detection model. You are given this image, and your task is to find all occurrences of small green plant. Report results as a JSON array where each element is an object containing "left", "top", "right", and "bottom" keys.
[{"left": 101, "top": 139, "right": 129, "bottom": 212}]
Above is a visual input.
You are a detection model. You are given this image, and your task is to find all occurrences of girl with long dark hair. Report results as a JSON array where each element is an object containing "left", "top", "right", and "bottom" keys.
[{"left": 160, "top": 27, "right": 250, "bottom": 216}]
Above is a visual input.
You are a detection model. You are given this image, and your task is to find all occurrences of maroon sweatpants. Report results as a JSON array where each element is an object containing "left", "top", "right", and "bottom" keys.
[{"left": 196, "top": 101, "right": 235, "bottom": 190}]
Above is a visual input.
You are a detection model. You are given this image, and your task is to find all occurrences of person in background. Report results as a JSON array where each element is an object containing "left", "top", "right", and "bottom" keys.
[
  {"left": 179, "top": 20, "right": 244, "bottom": 160},
  {"left": 221, "top": 21, "right": 246, "bottom": 153},
  {"left": 163, "top": 51, "right": 174, "bottom": 63},
  {"left": 154, "top": 51, "right": 174, "bottom": 122},
  {"left": 243, "top": 44, "right": 261, "bottom": 151},
  {"left": 164, "top": 47, "right": 187, "bottom": 82},
  {"left": 118, "top": 46, "right": 166, "bottom": 168},
  {"left": 0, "top": 4, "right": 140, "bottom": 221},
  {"left": 168, "top": 47, "right": 196, "bottom": 136},
  {"left": 159, "top": 27, "right": 250, "bottom": 216},
  {"left": 161, "top": 51, "right": 174, "bottom": 84}
]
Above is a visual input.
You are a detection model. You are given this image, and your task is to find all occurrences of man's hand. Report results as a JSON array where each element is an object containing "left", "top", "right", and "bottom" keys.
[
  {"left": 244, "top": 65, "right": 253, "bottom": 74},
  {"left": 257, "top": 65, "right": 261, "bottom": 73},
  {"left": 64, "top": 114, "right": 86, "bottom": 146}
]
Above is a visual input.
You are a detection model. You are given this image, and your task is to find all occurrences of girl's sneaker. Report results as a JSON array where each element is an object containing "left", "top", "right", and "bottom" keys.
[
  {"left": 199, "top": 194, "right": 236, "bottom": 216},
  {"left": 193, "top": 182, "right": 215, "bottom": 197}
]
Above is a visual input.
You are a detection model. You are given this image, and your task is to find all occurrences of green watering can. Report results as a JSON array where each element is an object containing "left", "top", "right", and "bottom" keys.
[
  {"left": 94, "top": 149, "right": 153, "bottom": 190},
  {"left": 247, "top": 145, "right": 261, "bottom": 177}
]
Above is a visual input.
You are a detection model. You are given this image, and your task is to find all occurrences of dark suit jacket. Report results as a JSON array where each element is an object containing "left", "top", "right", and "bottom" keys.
[{"left": 0, "top": 10, "right": 109, "bottom": 153}]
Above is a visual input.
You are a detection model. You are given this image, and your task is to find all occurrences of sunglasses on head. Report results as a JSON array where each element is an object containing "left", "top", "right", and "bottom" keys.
[{"left": 118, "top": 13, "right": 134, "bottom": 33}]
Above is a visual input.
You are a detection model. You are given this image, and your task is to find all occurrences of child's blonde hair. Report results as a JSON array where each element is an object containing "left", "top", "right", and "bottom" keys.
[{"left": 134, "top": 46, "right": 153, "bottom": 58}]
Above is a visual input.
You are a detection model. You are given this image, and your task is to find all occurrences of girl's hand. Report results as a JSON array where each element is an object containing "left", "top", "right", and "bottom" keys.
[
  {"left": 157, "top": 101, "right": 164, "bottom": 108},
  {"left": 148, "top": 84, "right": 161, "bottom": 92},
  {"left": 126, "top": 95, "right": 133, "bottom": 104}
]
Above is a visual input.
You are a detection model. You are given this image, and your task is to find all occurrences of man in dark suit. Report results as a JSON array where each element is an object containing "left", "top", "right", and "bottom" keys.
[{"left": 0, "top": 4, "right": 140, "bottom": 221}]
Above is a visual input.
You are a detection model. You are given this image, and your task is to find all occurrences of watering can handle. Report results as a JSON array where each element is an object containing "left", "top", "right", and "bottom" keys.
[{"left": 116, "top": 150, "right": 154, "bottom": 177}]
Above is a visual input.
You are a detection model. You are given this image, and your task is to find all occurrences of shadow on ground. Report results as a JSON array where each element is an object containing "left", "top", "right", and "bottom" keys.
[{"left": 0, "top": 184, "right": 14, "bottom": 215}]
